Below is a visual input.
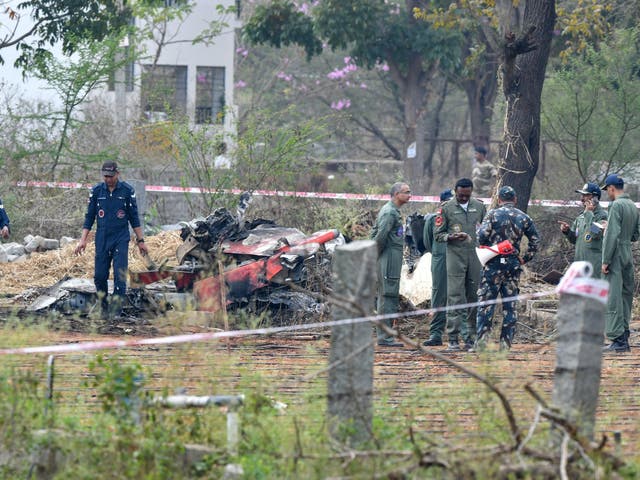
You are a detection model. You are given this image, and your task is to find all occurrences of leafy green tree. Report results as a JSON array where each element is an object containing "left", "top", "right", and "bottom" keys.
[
  {"left": 542, "top": 28, "right": 640, "bottom": 182},
  {"left": 0, "top": 0, "right": 130, "bottom": 69},
  {"left": 243, "top": 0, "right": 462, "bottom": 192},
  {"left": 28, "top": 35, "right": 132, "bottom": 177},
  {"left": 418, "top": 0, "right": 612, "bottom": 207}
]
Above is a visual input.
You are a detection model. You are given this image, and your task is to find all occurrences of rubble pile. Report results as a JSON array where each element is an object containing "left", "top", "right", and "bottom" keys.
[{"left": 0, "top": 234, "right": 74, "bottom": 264}]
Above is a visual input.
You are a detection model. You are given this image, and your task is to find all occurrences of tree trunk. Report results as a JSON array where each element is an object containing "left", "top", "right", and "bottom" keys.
[
  {"left": 462, "top": 55, "right": 499, "bottom": 153},
  {"left": 498, "top": 0, "right": 556, "bottom": 212},
  {"left": 387, "top": 48, "right": 437, "bottom": 195},
  {"left": 424, "top": 78, "right": 449, "bottom": 181},
  {"left": 398, "top": 58, "right": 429, "bottom": 192}
]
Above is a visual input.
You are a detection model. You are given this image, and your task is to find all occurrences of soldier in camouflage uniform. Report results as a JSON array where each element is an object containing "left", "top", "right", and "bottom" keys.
[
  {"left": 471, "top": 146, "right": 497, "bottom": 198},
  {"left": 601, "top": 174, "right": 640, "bottom": 353},
  {"left": 422, "top": 188, "right": 454, "bottom": 346},
  {"left": 371, "top": 182, "right": 412, "bottom": 347},
  {"left": 475, "top": 186, "right": 540, "bottom": 351},
  {"left": 434, "top": 178, "right": 486, "bottom": 351},
  {"left": 558, "top": 182, "right": 608, "bottom": 278}
]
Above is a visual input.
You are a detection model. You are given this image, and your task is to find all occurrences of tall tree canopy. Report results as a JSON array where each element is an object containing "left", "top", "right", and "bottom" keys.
[
  {"left": 0, "top": 0, "right": 131, "bottom": 69},
  {"left": 243, "top": 0, "right": 462, "bottom": 192},
  {"left": 542, "top": 28, "right": 640, "bottom": 183}
]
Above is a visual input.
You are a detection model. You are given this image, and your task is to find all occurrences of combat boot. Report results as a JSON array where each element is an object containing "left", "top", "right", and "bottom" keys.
[
  {"left": 423, "top": 337, "right": 443, "bottom": 347},
  {"left": 470, "top": 333, "right": 488, "bottom": 353},
  {"left": 445, "top": 341, "right": 461, "bottom": 352},
  {"left": 603, "top": 334, "right": 630, "bottom": 353},
  {"left": 499, "top": 336, "right": 512, "bottom": 351}
]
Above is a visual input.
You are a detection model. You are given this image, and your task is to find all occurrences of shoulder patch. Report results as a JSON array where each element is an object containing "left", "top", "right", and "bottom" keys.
[{"left": 435, "top": 215, "right": 443, "bottom": 227}]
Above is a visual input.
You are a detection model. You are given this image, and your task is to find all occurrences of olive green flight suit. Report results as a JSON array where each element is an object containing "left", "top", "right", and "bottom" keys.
[
  {"left": 434, "top": 198, "right": 486, "bottom": 344},
  {"left": 602, "top": 193, "right": 640, "bottom": 340},
  {"left": 423, "top": 211, "right": 447, "bottom": 341},
  {"left": 563, "top": 204, "right": 607, "bottom": 278},
  {"left": 371, "top": 200, "right": 405, "bottom": 344}
]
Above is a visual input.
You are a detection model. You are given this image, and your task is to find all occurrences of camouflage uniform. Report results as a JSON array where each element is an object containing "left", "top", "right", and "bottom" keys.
[
  {"left": 434, "top": 198, "right": 486, "bottom": 345},
  {"left": 563, "top": 204, "right": 608, "bottom": 278},
  {"left": 471, "top": 161, "right": 497, "bottom": 198},
  {"left": 371, "top": 200, "right": 405, "bottom": 344},
  {"left": 423, "top": 211, "right": 447, "bottom": 342},
  {"left": 476, "top": 199, "right": 540, "bottom": 347},
  {"left": 602, "top": 193, "right": 640, "bottom": 341}
]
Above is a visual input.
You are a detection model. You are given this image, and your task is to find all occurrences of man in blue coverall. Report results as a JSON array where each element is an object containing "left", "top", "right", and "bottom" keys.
[
  {"left": 0, "top": 197, "right": 10, "bottom": 239},
  {"left": 75, "top": 161, "right": 148, "bottom": 319}
]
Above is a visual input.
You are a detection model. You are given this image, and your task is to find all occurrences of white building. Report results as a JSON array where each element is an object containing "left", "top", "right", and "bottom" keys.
[{"left": 105, "top": 0, "right": 240, "bottom": 137}]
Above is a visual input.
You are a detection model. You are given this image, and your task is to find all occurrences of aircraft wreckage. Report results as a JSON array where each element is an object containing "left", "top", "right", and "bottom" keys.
[{"left": 26, "top": 194, "right": 344, "bottom": 323}]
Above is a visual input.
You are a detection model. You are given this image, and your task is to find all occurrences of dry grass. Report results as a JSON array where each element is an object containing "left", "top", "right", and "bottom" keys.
[{"left": 0, "top": 230, "right": 183, "bottom": 295}]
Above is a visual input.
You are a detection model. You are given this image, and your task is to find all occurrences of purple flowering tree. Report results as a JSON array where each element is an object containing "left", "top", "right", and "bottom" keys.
[{"left": 243, "top": 0, "right": 461, "bottom": 192}]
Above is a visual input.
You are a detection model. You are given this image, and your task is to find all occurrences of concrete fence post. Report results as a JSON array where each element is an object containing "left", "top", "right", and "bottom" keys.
[
  {"left": 552, "top": 263, "right": 608, "bottom": 441},
  {"left": 327, "top": 240, "right": 376, "bottom": 446}
]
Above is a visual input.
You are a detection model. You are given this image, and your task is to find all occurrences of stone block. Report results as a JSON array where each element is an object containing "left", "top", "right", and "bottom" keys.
[
  {"left": 41, "top": 238, "right": 60, "bottom": 250},
  {"left": 25, "top": 235, "right": 44, "bottom": 253}
]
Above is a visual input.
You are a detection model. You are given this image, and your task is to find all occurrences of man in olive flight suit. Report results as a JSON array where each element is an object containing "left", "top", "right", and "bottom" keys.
[
  {"left": 558, "top": 182, "right": 608, "bottom": 278},
  {"left": 601, "top": 174, "right": 640, "bottom": 353},
  {"left": 371, "top": 182, "right": 412, "bottom": 347},
  {"left": 422, "top": 188, "right": 454, "bottom": 346},
  {"left": 434, "top": 178, "right": 486, "bottom": 351}
]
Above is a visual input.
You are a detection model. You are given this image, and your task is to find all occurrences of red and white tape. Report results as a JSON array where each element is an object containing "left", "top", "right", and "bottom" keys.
[
  {"left": 556, "top": 261, "right": 609, "bottom": 304},
  {"left": 15, "top": 181, "right": 618, "bottom": 207}
]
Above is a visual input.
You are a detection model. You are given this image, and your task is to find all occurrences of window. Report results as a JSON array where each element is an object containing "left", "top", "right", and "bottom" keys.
[
  {"left": 140, "top": 64, "right": 188, "bottom": 122},
  {"left": 195, "top": 66, "right": 225, "bottom": 124}
]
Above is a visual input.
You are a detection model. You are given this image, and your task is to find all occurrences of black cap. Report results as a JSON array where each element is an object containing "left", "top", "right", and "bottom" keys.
[{"left": 101, "top": 161, "right": 119, "bottom": 177}]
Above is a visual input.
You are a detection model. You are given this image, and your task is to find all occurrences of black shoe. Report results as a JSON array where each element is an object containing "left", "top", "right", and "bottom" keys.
[
  {"left": 445, "top": 342, "right": 461, "bottom": 352},
  {"left": 378, "top": 341, "right": 404, "bottom": 347},
  {"left": 463, "top": 341, "right": 474, "bottom": 352},
  {"left": 603, "top": 340, "right": 630, "bottom": 353},
  {"left": 423, "top": 338, "right": 443, "bottom": 347}
]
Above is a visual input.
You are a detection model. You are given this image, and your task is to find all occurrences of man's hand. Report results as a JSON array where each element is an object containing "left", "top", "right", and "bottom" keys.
[
  {"left": 602, "top": 264, "right": 609, "bottom": 275},
  {"left": 74, "top": 239, "right": 87, "bottom": 256},
  {"left": 0, "top": 226, "right": 9, "bottom": 239},
  {"left": 557, "top": 220, "right": 570, "bottom": 233},
  {"left": 448, "top": 232, "right": 469, "bottom": 242},
  {"left": 585, "top": 199, "right": 596, "bottom": 212},
  {"left": 137, "top": 241, "right": 149, "bottom": 255}
]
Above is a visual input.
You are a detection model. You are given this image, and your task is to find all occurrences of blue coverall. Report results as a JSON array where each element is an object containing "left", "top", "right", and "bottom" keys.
[
  {"left": 0, "top": 197, "right": 10, "bottom": 232},
  {"left": 82, "top": 181, "right": 141, "bottom": 315}
]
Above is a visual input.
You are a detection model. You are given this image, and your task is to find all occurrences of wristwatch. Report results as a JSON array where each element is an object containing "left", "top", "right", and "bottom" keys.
[{"left": 136, "top": 238, "right": 145, "bottom": 244}]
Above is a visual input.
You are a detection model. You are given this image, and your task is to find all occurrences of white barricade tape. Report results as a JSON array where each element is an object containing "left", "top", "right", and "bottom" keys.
[
  {"left": 15, "top": 181, "right": 620, "bottom": 207},
  {"left": 0, "top": 289, "right": 555, "bottom": 356}
]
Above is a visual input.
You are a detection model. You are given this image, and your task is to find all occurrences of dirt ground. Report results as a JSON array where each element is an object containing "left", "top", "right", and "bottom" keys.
[
  {"left": 0, "top": 236, "right": 638, "bottom": 463},
  {"left": 3, "top": 317, "right": 640, "bottom": 463}
]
